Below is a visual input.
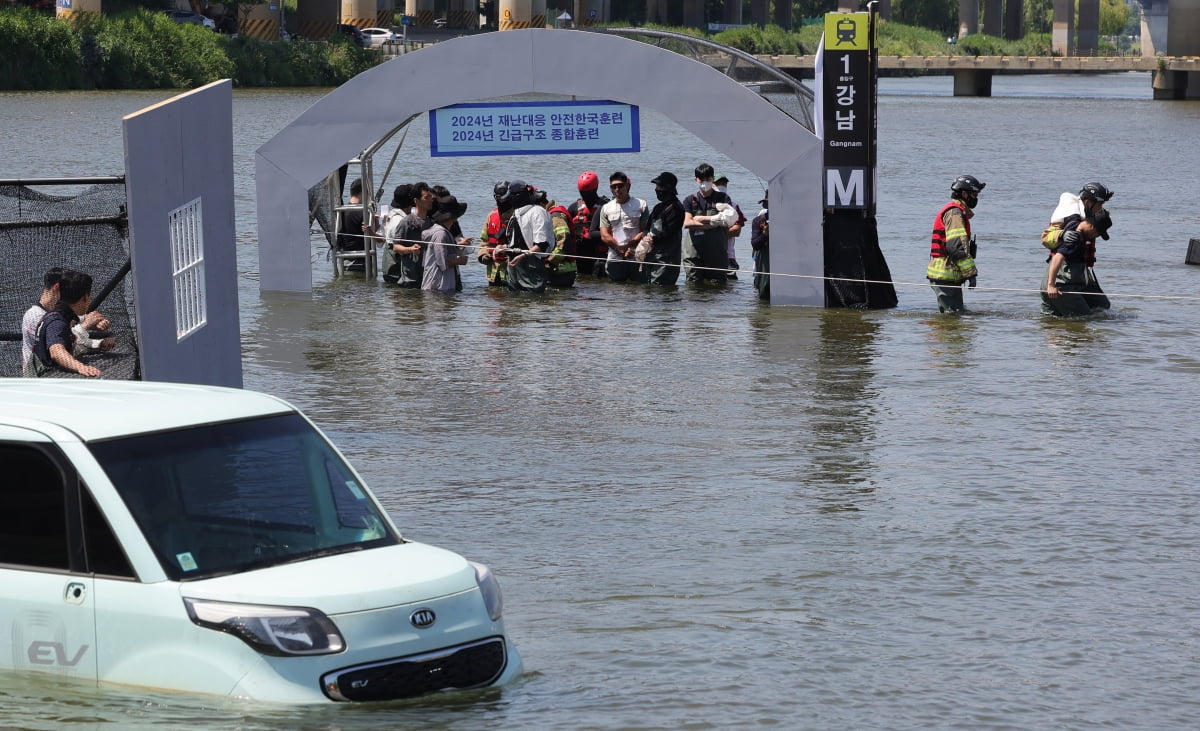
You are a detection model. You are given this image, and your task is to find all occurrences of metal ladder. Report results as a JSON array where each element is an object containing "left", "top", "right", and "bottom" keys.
[{"left": 329, "top": 155, "right": 378, "bottom": 278}]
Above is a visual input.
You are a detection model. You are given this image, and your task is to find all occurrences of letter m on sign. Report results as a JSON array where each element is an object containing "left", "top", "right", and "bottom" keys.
[{"left": 826, "top": 168, "right": 865, "bottom": 208}]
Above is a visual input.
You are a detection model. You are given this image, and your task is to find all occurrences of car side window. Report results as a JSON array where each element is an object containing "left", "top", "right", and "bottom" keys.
[
  {"left": 81, "top": 487, "right": 136, "bottom": 579},
  {"left": 0, "top": 444, "right": 69, "bottom": 570}
]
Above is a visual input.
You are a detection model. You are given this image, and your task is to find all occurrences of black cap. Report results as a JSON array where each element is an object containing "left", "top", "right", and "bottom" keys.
[
  {"left": 650, "top": 171, "right": 677, "bottom": 191},
  {"left": 714, "top": 174, "right": 729, "bottom": 185},
  {"left": 432, "top": 195, "right": 467, "bottom": 223}
]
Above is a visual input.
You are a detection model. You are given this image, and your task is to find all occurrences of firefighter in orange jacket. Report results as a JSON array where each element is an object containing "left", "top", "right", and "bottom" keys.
[{"left": 927, "top": 175, "right": 984, "bottom": 312}]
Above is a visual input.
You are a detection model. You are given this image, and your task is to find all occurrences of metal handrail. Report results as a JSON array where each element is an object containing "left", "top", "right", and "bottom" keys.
[{"left": 589, "top": 27, "right": 815, "bottom": 132}]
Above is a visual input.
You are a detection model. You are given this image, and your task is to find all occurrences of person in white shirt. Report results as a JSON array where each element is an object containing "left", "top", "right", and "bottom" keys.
[
  {"left": 20, "top": 267, "right": 112, "bottom": 375},
  {"left": 598, "top": 171, "right": 650, "bottom": 283}
]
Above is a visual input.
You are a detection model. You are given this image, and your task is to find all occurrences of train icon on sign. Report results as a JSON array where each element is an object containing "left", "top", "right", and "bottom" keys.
[{"left": 835, "top": 18, "right": 857, "bottom": 45}]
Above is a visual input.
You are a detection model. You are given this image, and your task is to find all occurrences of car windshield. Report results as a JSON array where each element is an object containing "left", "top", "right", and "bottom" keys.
[{"left": 88, "top": 413, "right": 398, "bottom": 581}]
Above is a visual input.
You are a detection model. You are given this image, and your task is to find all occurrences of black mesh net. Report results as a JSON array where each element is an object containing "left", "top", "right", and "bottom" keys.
[{"left": 0, "top": 182, "right": 140, "bottom": 379}]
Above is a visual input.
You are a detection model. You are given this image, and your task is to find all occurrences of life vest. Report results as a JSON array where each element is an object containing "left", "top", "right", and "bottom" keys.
[
  {"left": 927, "top": 200, "right": 977, "bottom": 283},
  {"left": 570, "top": 198, "right": 595, "bottom": 244},
  {"left": 480, "top": 208, "right": 508, "bottom": 284}
]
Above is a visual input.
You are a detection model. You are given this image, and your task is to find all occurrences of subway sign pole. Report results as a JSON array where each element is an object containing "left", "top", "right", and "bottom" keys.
[{"left": 820, "top": 5, "right": 897, "bottom": 308}]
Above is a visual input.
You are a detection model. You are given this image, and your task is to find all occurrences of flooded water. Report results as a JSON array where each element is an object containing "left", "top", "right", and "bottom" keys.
[{"left": 2, "top": 71, "right": 1200, "bottom": 729}]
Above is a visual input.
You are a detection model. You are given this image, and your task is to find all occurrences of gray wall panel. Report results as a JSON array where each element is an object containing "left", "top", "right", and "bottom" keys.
[{"left": 124, "top": 79, "right": 242, "bottom": 387}]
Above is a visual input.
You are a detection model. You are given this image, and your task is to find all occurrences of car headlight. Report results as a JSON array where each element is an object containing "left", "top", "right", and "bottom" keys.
[
  {"left": 470, "top": 561, "right": 504, "bottom": 622},
  {"left": 183, "top": 598, "right": 346, "bottom": 657}
]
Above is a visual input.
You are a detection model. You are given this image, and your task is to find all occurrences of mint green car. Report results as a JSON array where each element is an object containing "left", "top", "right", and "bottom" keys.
[{"left": 0, "top": 380, "right": 522, "bottom": 703}]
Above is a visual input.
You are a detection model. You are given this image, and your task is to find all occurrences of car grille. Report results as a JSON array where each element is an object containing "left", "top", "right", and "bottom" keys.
[{"left": 321, "top": 636, "right": 507, "bottom": 702}]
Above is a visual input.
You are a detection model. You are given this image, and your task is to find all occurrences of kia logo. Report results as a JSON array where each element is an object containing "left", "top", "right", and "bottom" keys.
[{"left": 410, "top": 609, "right": 436, "bottom": 628}]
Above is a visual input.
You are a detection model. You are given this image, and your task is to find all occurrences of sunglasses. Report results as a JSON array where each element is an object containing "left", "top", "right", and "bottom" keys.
[{"left": 610, "top": 182, "right": 627, "bottom": 189}]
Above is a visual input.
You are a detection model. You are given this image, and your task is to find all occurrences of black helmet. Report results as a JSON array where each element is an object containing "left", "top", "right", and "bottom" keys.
[
  {"left": 951, "top": 175, "right": 986, "bottom": 194},
  {"left": 493, "top": 181, "right": 510, "bottom": 201},
  {"left": 1079, "top": 181, "right": 1113, "bottom": 202}
]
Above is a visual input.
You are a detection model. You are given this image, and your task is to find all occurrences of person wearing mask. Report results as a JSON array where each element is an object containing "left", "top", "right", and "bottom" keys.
[
  {"left": 567, "top": 171, "right": 610, "bottom": 278},
  {"left": 501, "top": 179, "right": 553, "bottom": 293},
  {"left": 383, "top": 182, "right": 436, "bottom": 287},
  {"left": 682, "top": 163, "right": 734, "bottom": 284},
  {"left": 641, "top": 172, "right": 685, "bottom": 286},
  {"left": 598, "top": 172, "right": 650, "bottom": 283},
  {"left": 926, "top": 175, "right": 984, "bottom": 313},
  {"left": 713, "top": 174, "right": 746, "bottom": 278},
  {"left": 751, "top": 191, "right": 770, "bottom": 300},
  {"left": 421, "top": 195, "right": 470, "bottom": 292}
]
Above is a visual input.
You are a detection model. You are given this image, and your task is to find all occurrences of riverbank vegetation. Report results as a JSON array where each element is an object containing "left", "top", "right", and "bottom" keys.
[
  {"left": 1, "top": 2, "right": 1137, "bottom": 92},
  {"left": 0, "top": 7, "right": 376, "bottom": 90}
]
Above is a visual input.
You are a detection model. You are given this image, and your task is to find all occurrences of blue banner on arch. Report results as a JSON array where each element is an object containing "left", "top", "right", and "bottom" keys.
[{"left": 429, "top": 100, "right": 640, "bottom": 157}]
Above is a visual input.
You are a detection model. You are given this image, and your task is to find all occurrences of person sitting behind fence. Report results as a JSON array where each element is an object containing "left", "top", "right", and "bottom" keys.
[
  {"left": 20, "top": 267, "right": 112, "bottom": 375},
  {"left": 25, "top": 269, "right": 105, "bottom": 378}
]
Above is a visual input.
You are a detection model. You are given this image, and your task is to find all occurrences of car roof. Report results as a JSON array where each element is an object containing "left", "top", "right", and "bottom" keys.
[{"left": 0, "top": 379, "right": 295, "bottom": 442}]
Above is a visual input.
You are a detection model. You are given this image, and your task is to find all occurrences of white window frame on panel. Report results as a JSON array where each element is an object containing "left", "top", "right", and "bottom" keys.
[{"left": 168, "top": 198, "right": 207, "bottom": 341}]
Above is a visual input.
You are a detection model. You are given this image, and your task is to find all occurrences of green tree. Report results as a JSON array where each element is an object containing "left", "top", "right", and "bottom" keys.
[
  {"left": 1099, "top": 0, "right": 1129, "bottom": 36},
  {"left": 892, "top": 0, "right": 958, "bottom": 36},
  {"left": 1025, "top": 0, "right": 1053, "bottom": 34},
  {"left": 1025, "top": 0, "right": 1131, "bottom": 37}
]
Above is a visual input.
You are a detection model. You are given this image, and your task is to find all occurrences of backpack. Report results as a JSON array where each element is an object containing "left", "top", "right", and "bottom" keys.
[{"left": 1041, "top": 222, "right": 1065, "bottom": 251}]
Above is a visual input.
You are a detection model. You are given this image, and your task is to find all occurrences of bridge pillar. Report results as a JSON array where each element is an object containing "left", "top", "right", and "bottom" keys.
[
  {"left": 773, "top": 0, "right": 791, "bottom": 29},
  {"left": 340, "top": 0, "right": 375, "bottom": 27},
  {"left": 724, "top": 0, "right": 743, "bottom": 24},
  {"left": 298, "top": 0, "right": 340, "bottom": 39},
  {"left": 1052, "top": 0, "right": 1074, "bottom": 56},
  {"left": 1077, "top": 0, "right": 1100, "bottom": 55},
  {"left": 1140, "top": 0, "right": 1168, "bottom": 56},
  {"left": 982, "top": 0, "right": 1001, "bottom": 36},
  {"left": 958, "top": 0, "right": 978, "bottom": 38},
  {"left": 1168, "top": 0, "right": 1200, "bottom": 54},
  {"left": 750, "top": 0, "right": 769, "bottom": 26},
  {"left": 447, "top": 0, "right": 478, "bottom": 28},
  {"left": 242, "top": 3, "right": 282, "bottom": 39},
  {"left": 953, "top": 69, "right": 993, "bottom": 96},
  {"left": 1004, "top": 0, "right": 1023, "bottom": 40},
  {"left": 499, "top": 0, "right": 531, "bottom": 29}
]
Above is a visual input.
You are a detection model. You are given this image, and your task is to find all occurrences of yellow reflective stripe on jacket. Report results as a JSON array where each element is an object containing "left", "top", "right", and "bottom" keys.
[
  {"left": 944, "top": 224, "right": 968, "bottom": 242},
  {"left": 927, "top": 255, "right": 976, "bottom": 282}
]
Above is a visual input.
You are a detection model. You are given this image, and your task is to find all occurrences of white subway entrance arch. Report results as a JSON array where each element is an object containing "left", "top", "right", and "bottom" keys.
[{"left": 256, "top": 28, "right": 823, "bottom": 305}]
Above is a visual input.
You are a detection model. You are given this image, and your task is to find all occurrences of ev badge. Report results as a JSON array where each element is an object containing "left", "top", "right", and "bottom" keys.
[{"left": 410, "top": 609, "right": 436, "bottom": 628}]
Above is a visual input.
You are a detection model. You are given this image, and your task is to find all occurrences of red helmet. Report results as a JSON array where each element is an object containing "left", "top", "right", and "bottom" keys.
[{"left": 577, "top": 171, "right": 599, "bottom": 193}]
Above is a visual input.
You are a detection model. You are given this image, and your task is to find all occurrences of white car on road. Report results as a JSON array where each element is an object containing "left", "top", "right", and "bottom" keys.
[
  {"left": 0, "top": 380, "right": 522, "bottom": 703},
  {"left": 360, "top": 27, "right": 401, "bottom": 47}
]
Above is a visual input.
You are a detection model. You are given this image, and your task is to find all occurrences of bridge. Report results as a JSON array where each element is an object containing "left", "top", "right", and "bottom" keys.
[{"left": 732, "top": 54, "right": 1200, "bottom": 98}]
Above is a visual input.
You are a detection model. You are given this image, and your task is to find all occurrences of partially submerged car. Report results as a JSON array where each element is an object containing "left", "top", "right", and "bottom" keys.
[{"left": 0, "top": 380, "right": 521, "bottom": 703}]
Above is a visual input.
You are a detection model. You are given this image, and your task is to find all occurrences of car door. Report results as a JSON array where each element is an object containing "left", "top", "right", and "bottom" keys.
[{"left": 0, "top": 439, "right": 96, "bottom": 683}]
